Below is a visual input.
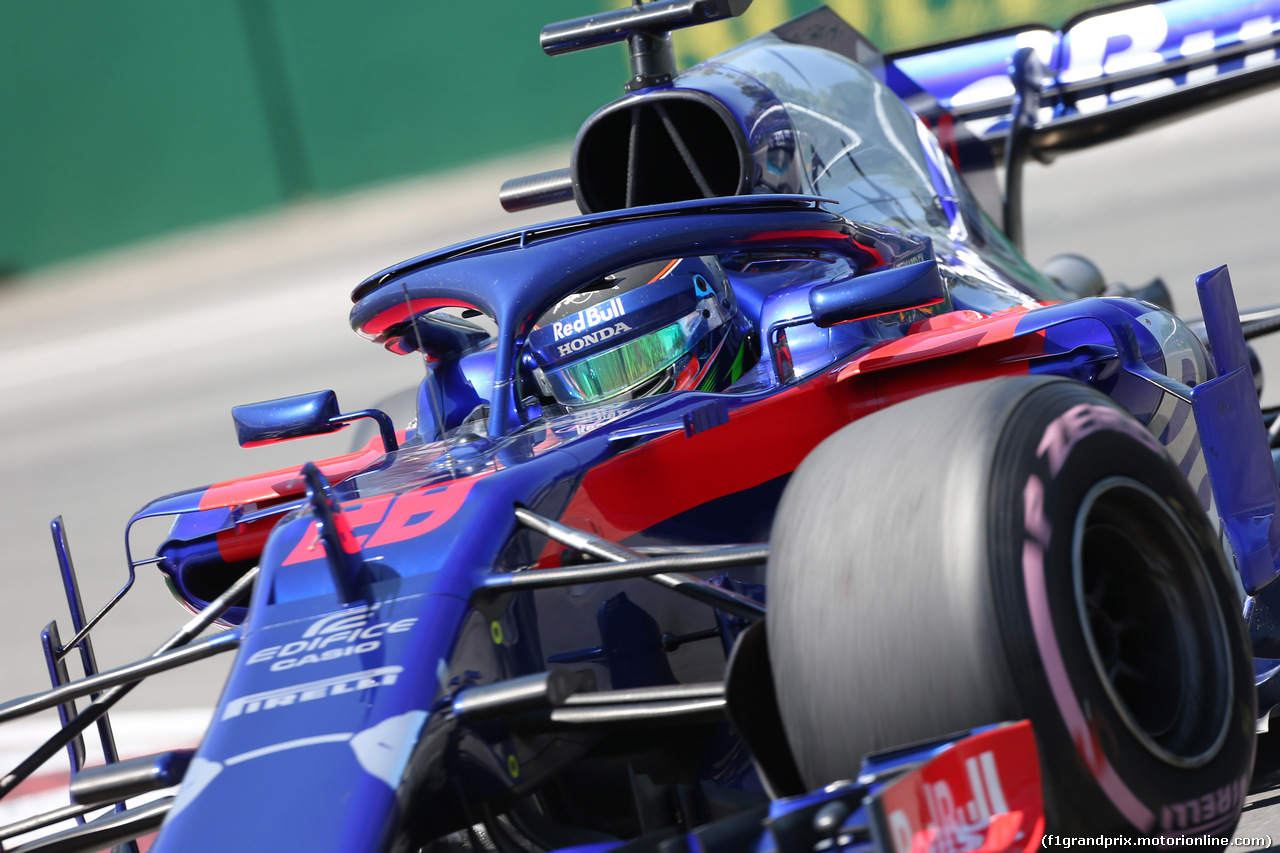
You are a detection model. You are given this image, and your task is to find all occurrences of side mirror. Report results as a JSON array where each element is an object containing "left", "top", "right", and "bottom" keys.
[
  {"left": 232, "top": 390, "right": 399, "bottom": 452},
  {"left": 808, "top": 260, "right": 947, "bottom": 328}
]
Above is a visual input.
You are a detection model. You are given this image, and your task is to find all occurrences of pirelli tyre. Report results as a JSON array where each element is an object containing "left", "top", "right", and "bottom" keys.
[{"left": 767, "top": 375, "right": 1255, "bottom": 838}]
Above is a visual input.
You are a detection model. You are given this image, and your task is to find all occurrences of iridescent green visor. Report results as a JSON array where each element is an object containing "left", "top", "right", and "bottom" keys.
[{"left": 535, "top": 311, "right": 703, "bottom": 406}]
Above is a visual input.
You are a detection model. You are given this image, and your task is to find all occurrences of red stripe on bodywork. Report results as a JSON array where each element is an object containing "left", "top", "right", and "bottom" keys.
[
  {"left": 282, "top": 476, "right": 482, "bottom": 565},
  {"left": 838, "top": 307, "right": 1037, "bottom": 379},
  {"left": 216, "top": 517, "right": 277, "bottom": 563},
  {"left": 359, "top": 297, "right": 482, "bottom": 338},
  {"left": 745, "top": 229, "right": 848, "bottom": 243},
  {"left": 199, "top": 434, "right": 395, "bottom": 511},
  {"left": 548, "top": 309, "right": 1044, "bottom": 548},
  {"left": 553, "top": 375, "right": 878, "bottom": 546},
  {"left": 869, "top": 338, "right": 1038, "bottom": 409}
]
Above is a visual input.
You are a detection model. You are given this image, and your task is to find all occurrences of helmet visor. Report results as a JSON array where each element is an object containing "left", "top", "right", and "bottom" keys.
[{"left": 537, "top": 312, "right": 701, "bottom": 406}]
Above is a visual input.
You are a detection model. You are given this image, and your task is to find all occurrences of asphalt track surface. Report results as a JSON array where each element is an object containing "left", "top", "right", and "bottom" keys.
[{"left": 1, "top": 85, "right": 1279, "bottom": 843}]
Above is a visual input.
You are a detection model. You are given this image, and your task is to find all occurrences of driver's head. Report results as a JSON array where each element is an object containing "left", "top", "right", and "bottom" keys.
[{"left": 525, "top": 256, "right": 755, "bottom": 408}]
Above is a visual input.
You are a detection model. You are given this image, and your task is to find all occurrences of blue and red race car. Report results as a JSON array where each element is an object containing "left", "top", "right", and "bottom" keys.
[{"left": 4, "top": 1, "right": 1280, "bottom": 850}]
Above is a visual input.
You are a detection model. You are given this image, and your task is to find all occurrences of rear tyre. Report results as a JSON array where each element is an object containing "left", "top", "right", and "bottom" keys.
[
  {"left": 768, "top": 376, "right": 1254, "bottom": 837},
  {"left": 1041, "top": 253, "right": 1105, "bottom": 299}
]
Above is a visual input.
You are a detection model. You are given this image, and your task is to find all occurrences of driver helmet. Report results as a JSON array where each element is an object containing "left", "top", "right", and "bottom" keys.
[{"left": 525, "top": 256, "right": 756, "bottom": 408}]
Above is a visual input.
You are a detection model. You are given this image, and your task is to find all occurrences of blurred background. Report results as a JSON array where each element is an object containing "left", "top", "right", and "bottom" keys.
[
  {"left": 3, "top": 0, "right": 1280, "bottom": 839},
  {"left": 0, "top": 0, "right": 1112, "bottom": 275}
]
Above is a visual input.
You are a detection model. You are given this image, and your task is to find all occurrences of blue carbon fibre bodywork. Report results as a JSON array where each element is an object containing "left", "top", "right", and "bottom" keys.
[
  {"left": 157, "top": 583, "right": 464, "bottom": 850},
  {"left": 133, "top": 194, "right": 1255, "bottom": 851},
  {"left": 145, "top": 223, "right": 1242, "bottom": 853},
  {"left": 19, "top": 2, "right": 1280, "bottom": 851},
  {"left": 1191, "top": 267, "right": 1280, "bottom": 594}
]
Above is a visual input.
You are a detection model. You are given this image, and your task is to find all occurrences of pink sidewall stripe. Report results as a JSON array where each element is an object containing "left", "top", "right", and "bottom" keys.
[{"left": 1021, "top": 490, "right": 1156, "bottom": 831}]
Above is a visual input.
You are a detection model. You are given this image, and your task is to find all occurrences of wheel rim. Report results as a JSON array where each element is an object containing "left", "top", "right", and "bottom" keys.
[{"left": 1072, "top": 477, "right": 1232, "bottom": 768}]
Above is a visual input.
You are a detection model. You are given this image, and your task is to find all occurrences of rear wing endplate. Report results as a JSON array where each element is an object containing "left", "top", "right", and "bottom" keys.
[{"left": 891, "top": 0, "right": 1280, "bottom": 159}]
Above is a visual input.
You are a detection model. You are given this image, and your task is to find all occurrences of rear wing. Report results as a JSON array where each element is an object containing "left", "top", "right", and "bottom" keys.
[
  {"left": 891, "top": 0, "right": 1280, "bottom": 158},
  {"left": 502, "top": 0, "right": 1280, "bottom": 243}
]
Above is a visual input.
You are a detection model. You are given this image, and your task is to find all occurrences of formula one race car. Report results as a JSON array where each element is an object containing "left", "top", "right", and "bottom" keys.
[{"left": 4, "top": 1, "right": 1280, "bottom": 851}]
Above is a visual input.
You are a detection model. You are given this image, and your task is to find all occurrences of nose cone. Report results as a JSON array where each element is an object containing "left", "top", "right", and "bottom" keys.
[{"left": 152, "top": 592, "right": 468, "bottom": 852}]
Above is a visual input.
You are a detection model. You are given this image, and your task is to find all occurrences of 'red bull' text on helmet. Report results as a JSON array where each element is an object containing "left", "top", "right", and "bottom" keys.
[{"left": 524, "top": 256, "right": 757, "bottom": 408}]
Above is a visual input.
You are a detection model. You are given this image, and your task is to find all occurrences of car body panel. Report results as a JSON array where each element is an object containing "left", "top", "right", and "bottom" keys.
[{"left": 8, "top": 3, "right": 1280, "bottom": 852}]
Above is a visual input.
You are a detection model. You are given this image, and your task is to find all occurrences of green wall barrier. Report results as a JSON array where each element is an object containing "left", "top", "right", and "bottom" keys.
[
  {"left": 0, "top": 2, "right": 284, "bottom": 275},
  {"left": 0, "top": 0, "right": 1106, "bottom": 275},
  {"left": 0, "top": 1, "right": 620, "bottom": 274}
]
